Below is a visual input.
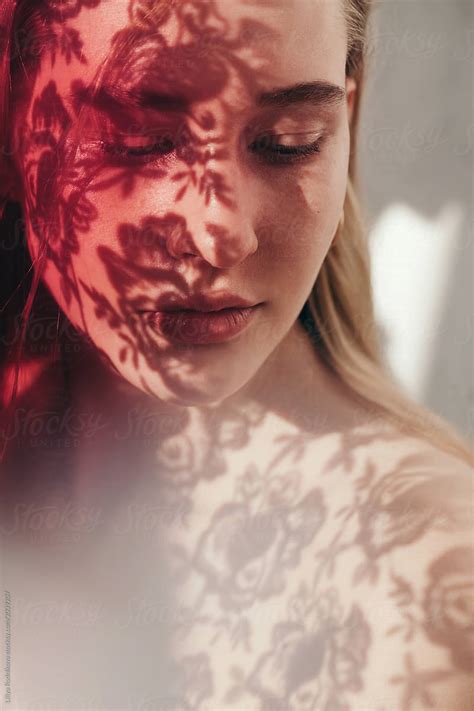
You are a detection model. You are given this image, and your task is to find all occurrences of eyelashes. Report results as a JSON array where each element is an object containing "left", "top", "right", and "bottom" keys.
[
  {"left": 248, "top": 132, "right": 322, "bottom": 165},
  {"left": 98, "top": 135, "right": 176, "bottom": 164},
  {"left": 95, "top": 130, "right": 325, "bottom": 167}
]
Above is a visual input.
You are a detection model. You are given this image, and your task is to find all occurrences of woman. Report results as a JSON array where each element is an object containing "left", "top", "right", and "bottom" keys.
[{"left": 0, "top": 1, "right": 472, "bottom": 709}]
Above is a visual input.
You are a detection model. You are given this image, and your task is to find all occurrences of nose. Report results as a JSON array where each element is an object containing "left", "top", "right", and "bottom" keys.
[{"left": 166, "top": 150, "right": 259, "bottom": 268}]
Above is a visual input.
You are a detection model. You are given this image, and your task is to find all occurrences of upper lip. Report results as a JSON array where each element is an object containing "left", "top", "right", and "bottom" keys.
[{"left": 142, "top": 294, "right": 261, "bottom": 313}]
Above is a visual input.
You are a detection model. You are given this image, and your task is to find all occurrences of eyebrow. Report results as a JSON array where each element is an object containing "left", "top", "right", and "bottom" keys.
[
  {"left": 256, "top": 81, "right": 346, "bottom": 109},
  {"left": 72, "top": 80, "right": 346, "bottom": 115}
]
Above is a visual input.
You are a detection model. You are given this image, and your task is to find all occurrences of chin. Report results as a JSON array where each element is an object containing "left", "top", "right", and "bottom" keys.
[{"left": 121, "top": 365, "right": 246, "bottom": 409}]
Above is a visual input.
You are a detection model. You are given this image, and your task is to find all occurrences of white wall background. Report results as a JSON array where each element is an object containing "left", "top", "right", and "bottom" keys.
[{"left": 358, "top": 0, "right": 473, "bottom": 443}]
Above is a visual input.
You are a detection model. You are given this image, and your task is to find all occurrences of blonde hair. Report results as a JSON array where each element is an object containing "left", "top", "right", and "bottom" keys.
[
  {"left": 1, "top": 0, "right": 473, "bottom": 468},
  {"left": 303, "top": 0, "right": 474, "bottom": 467}
]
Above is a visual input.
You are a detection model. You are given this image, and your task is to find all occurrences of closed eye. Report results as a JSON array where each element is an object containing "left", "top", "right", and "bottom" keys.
[
  {"left": 94, "top": 130, "right": 324, "bottom": 167},
  {"left": 100, "top": 135, "right": 175, "bottom": 158},
  {"left": 248, "top": 132, "right": 324, "bottom": 165}
]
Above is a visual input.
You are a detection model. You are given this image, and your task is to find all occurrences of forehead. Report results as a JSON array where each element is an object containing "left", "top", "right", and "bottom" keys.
[{"left": 47, "top": 0, "right": 347, "bottom": 94}]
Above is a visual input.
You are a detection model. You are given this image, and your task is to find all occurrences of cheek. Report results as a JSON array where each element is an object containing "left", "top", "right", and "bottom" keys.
[
  {"left": 264, "top": 155, "right": 348, "bottom": 273},
  {"left": 59, "top": 175, "right": 182, "bottom": 298}
]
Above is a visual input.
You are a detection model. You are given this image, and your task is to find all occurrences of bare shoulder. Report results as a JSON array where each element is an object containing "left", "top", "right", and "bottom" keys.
[
  {"left": 311, "top": 412, "right": 473, "bottom": 508},
  {"left": 293, "top": 412, "right": 473, "bottom": 531},
  {"left": 361, "top": 422, "right": 473, "bottom": 535},
  {"left": 260, "top": 418, "right": 471, "bottom": 710},
  {"left": 304, "top": 421, "right": 473, "bottom": 710},
  {"left": 357, "top": 488, "right": 473, "bottom": 710}
]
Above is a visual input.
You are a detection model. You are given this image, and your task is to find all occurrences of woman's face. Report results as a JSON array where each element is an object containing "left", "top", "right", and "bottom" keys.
[{"left": 14, "top": 0, "right": 355, "bottom": 407}]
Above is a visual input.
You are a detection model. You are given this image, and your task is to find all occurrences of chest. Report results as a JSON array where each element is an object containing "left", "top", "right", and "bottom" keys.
[
  {"left": 0, "top": 439, "right": 380, "bottom": 711},
  {"left": 1, "top": 422, "right": 446, "bottom": 710},
  {"left": 2, "top": 495, "right": 376, "bottom": 711}
]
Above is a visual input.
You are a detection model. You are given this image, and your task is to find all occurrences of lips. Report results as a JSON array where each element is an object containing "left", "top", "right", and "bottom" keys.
[
  {"left": 146, "top": 293, "right": 260, "bottom": 313},
  {"left": 140, "top": 304, "right": 261, "bottom": 345}
]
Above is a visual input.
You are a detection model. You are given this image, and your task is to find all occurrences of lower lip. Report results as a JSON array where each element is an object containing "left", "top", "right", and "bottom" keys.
[{"left": 141, "top": 306, "right": 260, "bottom": 345}]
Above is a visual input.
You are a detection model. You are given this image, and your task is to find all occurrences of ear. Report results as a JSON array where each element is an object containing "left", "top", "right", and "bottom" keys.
[{"left": 345, "top": 76, "right": 357, "bottom": 126}]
